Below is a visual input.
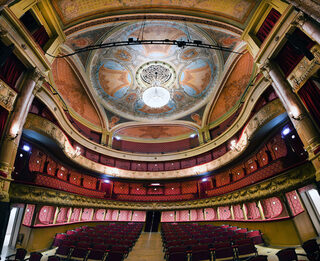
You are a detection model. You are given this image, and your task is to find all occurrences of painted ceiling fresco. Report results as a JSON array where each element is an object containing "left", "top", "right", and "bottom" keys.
[
  {"left": 52, "top": 0, "right": 258, "bottom": 27},
  {"left": 52, "top": 59, "right": 102, "bottom": 127},
  {"left": 89, "top": 21, "right": 223, "bottom": 122},
  {"left": 116, "top": 125, "right": 195, "bottom": 140}
]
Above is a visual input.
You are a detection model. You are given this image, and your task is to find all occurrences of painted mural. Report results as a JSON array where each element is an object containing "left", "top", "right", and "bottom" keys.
[
  {"left": 52, "top": 0, "right": 257, "bottom": 26},
  {"left": 89, "top": 21, "right": 222, "bottom": 122},
  {"left": 52, "top": 59, "right": 101, "bottom": 126},
  {"left": 209, "top": 52, "right": 254, "bottom": 123},
  {"left": 116, "top": 125, "right": 195, "bottom": 139}
]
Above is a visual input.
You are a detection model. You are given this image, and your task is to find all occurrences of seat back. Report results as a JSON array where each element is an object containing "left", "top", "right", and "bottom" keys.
[
  {"left": 276, "top": 248, "right": 298, "bottom": 261},
  {"left": 29, "top": 252, "right": 43, "bottom": 261},
  {"left": 15, "top": 248, "right": 27, "bottom": 261}
]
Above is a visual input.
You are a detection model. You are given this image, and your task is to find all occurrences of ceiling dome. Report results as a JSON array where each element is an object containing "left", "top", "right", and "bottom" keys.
[{"left": 89, "top": 21, "right": 223, "bottom": 122}]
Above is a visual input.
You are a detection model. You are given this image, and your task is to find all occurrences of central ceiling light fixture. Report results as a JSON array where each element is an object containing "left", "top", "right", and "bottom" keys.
[{"left": 141, "top": 65, "right": 172, "bottom": 108}]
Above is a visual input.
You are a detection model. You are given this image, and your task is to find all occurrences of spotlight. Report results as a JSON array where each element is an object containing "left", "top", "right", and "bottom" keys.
[
  {"left": 202, "top": 178, "right": 208, "bottom": 182},
  {"left": 22, "top": 145, "right": 30, "bottom": 152},
  {"left": 114, "top": 136, "right": 121, "bottom": 140},
  {"left": 190, "top": 133, "right": 197, "bottom": 138},
  {"left": 282, "top": 127, "right": 290, "bottom": 136},
  {"left": 103, "top": 180, "right": 110, "bottom": 183}
]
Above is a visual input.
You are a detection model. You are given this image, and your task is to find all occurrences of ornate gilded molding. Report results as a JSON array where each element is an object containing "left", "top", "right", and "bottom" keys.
[
  {"left": 288, "top": 45, "right": 320, "bottom": 91},
  {"left": 0, "top": 78, "right": 17, "bottom": 111},
  {"left": 9, "top": 162, "right": 315, "bottom": 210},
  {"left": 24, "top": 99, "right": 286, "bottom": 179}
]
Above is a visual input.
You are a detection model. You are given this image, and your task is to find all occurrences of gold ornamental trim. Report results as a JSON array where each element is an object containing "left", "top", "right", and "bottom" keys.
[
  {"left": 0, "top": 79, "right": 17, "bottom": 111},
  {"left": 24, "top": 99, "right": 286, "bottom": 179},
  {"left": 9, "top": 162, "right": 315, "bottom": 210}
]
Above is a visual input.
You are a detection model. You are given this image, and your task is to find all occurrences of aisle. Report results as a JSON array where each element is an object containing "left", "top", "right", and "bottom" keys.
[{"left": 126, "top": 232, "right": 165, "bottom": 261}]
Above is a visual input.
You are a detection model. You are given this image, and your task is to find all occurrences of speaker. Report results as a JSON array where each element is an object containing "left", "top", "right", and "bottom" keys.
[
  {"left": 0, "top": 42, "right": 14, "bottom": 67},
  {"left": 286, "top": 33, "right": 314, "bottom": 61}
]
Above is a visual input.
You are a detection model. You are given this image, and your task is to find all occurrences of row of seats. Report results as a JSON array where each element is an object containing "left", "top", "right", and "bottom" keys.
[
  {"left": 161, "top": 223, "right": 263, "bottom": 261},
  {"left": 52, "top": 223, "right": 143, "bottom": 261}
]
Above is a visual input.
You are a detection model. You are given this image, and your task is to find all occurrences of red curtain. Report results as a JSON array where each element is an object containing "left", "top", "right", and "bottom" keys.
[
  {"left": 32, "top": 25, "right": 49, "bottom": 48},
  {"left": 275, "top": 29, "right": 315, "bottom": 77},
  {"left": 298, "top": 79, "right": 320, "bottom": 128},
  {"left": 0, "top": 54, "right": 26, "bottom": 90},
  {"left": 0, "top": 106, "right": 8, "bottom": 139},
  {"left": 256, "top": 8, "right": 281, "bottom": 43}
]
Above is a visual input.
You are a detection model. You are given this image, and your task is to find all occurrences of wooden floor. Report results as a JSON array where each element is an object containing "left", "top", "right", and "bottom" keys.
[{"left": 126, "top": 232, "right": 165, "bottom": 261}]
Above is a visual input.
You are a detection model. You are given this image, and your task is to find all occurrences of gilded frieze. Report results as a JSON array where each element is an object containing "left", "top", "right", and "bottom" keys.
[
  {"left": 24, "top": 98, "right": 286, "bottom": 179},
  {"left": 0, "top": 79, "right": 17, "bottom": 111},
  {"left": 9, "top": 162, "right": 315, "bottom": 210}
]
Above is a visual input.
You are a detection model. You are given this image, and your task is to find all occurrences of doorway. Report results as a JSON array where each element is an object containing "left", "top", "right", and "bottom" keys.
[
  {"left": 300, "top": 188, "right": 320, "bottom": 235},
  {"left": 1, "top": 206, "right": 24, "bottom": 259},
  {"left": 144, "top": 211, "right": 161, "bottom": 232}
]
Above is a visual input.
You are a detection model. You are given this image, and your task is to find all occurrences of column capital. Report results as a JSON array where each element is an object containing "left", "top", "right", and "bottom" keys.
[
  {"left": 292, "top": 11, "right": 306, "bottom": 27},
  {"left": 28, "top": 68, "right": 43, "bottom": 83},
  {"left": 0, "top": 24, "right": 8, "bottom": 37},
  {"left": 260, "top": 61, "right": 274, "bottom": 82}
]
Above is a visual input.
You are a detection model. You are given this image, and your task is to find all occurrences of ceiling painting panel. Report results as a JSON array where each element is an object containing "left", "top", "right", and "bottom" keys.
[
  {"left": 115, "top": 125, "right": 195, "bottom": 140},
  {"left": 208, "top": 52, "right": 254, "bottom": 124},
  {"left": 51, "top": 0, "right": 258, "bottom": 28},
  {"left": 52, "top": 59, "right": 102, "bottom": 127}
]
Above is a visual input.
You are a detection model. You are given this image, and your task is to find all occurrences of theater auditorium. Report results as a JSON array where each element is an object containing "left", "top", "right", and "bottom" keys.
[{"left": 0, "top": 0, "right": 320, "bottom": 260}]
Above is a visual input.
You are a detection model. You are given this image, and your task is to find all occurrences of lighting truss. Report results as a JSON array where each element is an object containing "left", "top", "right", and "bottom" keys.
[{"left": 48, "top": 39, "right": 244, "bottom": 58}]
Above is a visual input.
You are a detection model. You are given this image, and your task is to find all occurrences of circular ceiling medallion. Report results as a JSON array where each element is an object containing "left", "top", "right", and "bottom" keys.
[
  {"left": 142, "top": 87, "right": 171, "bottom": 108},
  {"left": 90, "top": 21, "right": 223, "bottom": 122}
]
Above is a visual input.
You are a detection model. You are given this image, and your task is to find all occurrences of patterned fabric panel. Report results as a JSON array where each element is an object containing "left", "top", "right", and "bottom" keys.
[
  {"left": 147, "top": 162, "right": 164, "bottom": 171},
  {"left": 164, "top": 161, "right": 180, "bottom": 171},
  {"left": 245, "top": 156, "right": 258, "bottom": 174},
  {"left": 181, "top": 181, "right": 198, "bottom": 194},
  {"left": 262, "top": 197, "right": 283, "bottom": 219},
  {"left": 29, "top": 149, "right": 46, "bottom": 172},
  {"left": 257, "top": 147, "right": 270, "bottom": 167},
  {"left": 190, "top": 209, "right": 198, "bottom": 221},
  {"left": 130, "top": 184, "right": 147, "bottom": 195},
  {"left": 119, "top": 210, "right": 132, "bottom": 221},
  {"left": 115, "top": 193, "right": 195, "bottom": 201},
  {"left": 113, "top": 182, "right": 129, "bottom": 194},
  {"left": 46, "top": 158, "right": 57, "bottom": 176},
  {"left": 267, "top": 134, "right": 287, "bottom": 160},
  {"left": 207, "top": 159, "right": 285, "bottom": 197},
  {"left": 94, "top": 209, "right": 106, "bottom": 221},
  {"left": 69, "top": 171, "right": 81, "bottom": 186},
  {"left": 131, "top": 162, "right": 147, "bottom": 171},
  {"left": 196, "top": 152, "right": 212, "bottom": 164},
  {"left": 219, "top": 206, "right": 231, "bottom": 220},
  {"left": 37, "top": 206, "right": 55, "bottom": 225},
  {"left": 111, "top": 209, "right": 119, "bottom": 221},
  {"left": 115, "top": 159, "right": 131, "bottom": 170},
  {"left": 197, "top": 209, "right": 205, "bottom": 221},
  {"left": 161, "top": 211, "right": 175, "bottom": 222},
  {"left": 81, "top": 208, "right": 93, "bottom": 221},
  {"left": 180, "top": 157, "right": 197, "bottom": 169},
  {"left": 147, "top": 187, "right": 164, "bottom": 195},
  {"left": 83, "top": 176, "right": 97, "bottom": 189},
  {"left": 56, "top": 207, "right": 70, "bottom": 223},
  {"left": 286, "top": 190, "right": 304, "bottom": 216},
  {"left": 204, "top": 208, "right": 215, "bottom": 220},
  {"left": 105, "top": 209, "right": 113, "bottom": 221},
  {"left": 165, "top": 183, "right": 181, "bottom": 195},
  {"left": 35, "top": 174, "right": 105, "bottom": 198},
  {"left": 212, "top": 144, "right": 227, "bottom": 159},
  {"left": 215, "top": 172, "right": 230, "bottom": 187},
  {"left": 132, "top": 211, "right": 146, "bottom": 222},
  {"left": 99, "top": 155, "right": 115, "bottom": 166},
  {"left": 70, "top": 208, "right": 81, "bottom": 222},
  {"left": 23, "top": 204, "right": 35, "bottom": 226},
  {"left": 85, "top": 149, "right": 99, "bottom": 162},
  {"left": 233, "top": 205, "right": 244, "bottom": 220},
  {"left": 177, "top": 210, "right": 190, "bottom": 221},
  {"left": 231, "top": 165, "right": 245, "bottom": 182},
  {"left": 246, "top": 202, "right": 261, "bottom": 220},
  {"left": 56, "top": 165, "right": 68, "bottom": 181}
]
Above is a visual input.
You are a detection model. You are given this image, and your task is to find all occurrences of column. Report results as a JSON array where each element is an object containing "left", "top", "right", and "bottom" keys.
[
  {"left": 287, "top": 0, "right": 320, "bottom": 24},
  {"left": 0, "top": 0, "right": 15, "bottom": 11},
  {"left": 295, "top": 12, "right": 320, "bottom": 45},
  {"left": 257, "top": 201, "right": 266, "bottom": 220},
  {"left": 262, "top": 61, "right": 320, "bottom": 153},
  {"left": 0, "top": 68, "right": 43, "bottom": 178}
]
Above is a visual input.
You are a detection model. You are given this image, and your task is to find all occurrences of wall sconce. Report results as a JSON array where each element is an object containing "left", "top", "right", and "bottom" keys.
[{"left": 289, "top": 107, "right": 304, "bottom": 121}]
